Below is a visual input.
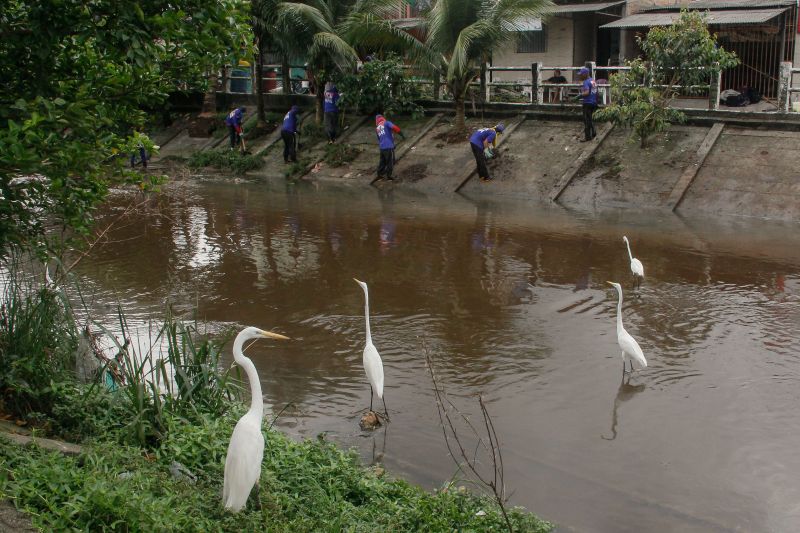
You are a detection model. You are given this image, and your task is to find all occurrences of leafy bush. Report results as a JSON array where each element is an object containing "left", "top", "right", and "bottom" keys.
[
  {"left": 323, "top": 143, "right": 361, "bottom": 167},
  {"left": 336, "top": 55, "right": 424, "bottom": 118},
  {"left": 187, "top": 150, "right": 264, "bottom": 175},
  {"left": 597, "top": 10, "right": 738, "bottom": 147}
]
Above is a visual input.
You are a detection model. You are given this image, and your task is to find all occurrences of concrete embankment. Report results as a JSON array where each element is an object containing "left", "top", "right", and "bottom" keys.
[{"left": 153, "top": 101, "right": 800, "bottom": 222}]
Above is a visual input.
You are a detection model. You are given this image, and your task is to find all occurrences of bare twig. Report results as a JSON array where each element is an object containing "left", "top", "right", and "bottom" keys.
[{"left": 423, "top": 342, "right": 514, "bottom": 533}]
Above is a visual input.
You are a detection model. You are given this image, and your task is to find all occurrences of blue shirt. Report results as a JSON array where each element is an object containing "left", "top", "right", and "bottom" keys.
[
  {"left": 469, "top": 128, "right": 496, "bottom": 148},
  {"left": 376, "top": 120, "right": 398, "bottom": 150},
  {"left": 582, "top": 78, "right": 598, "bottom": 105},
  {"left": 282, "top": 109, "right": 298, "bottom": 133},
  {"left": 324, "top": 89, "right": 339, "bottom": 113},
  {"left": 225, "top": 108, "right": 244, "bottom": 126}
]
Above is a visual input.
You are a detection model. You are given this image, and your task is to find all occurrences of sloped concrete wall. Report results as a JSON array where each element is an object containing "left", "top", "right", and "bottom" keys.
[{"left": 677, "top": 128, "right": 800, "bottom": 220}]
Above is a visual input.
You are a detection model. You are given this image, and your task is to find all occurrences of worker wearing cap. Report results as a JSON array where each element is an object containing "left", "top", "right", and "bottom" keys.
[
  {"left": 225, "top": 107, "right": 246, "bottom": 150},
  {"left": 468, "top": 123, "right": 504, "bottom": 182},
  {"left": 578, "top": 67, "right": 597, "bottom": 142},
  {"left": 375, "top": 114, "right": 404, "bottom": 181}
]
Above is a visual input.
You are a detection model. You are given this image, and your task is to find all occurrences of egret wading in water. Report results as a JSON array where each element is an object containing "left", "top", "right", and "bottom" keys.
[
  {"left": 607, "top": 282, "right": 647, "bottom": 375},
  {"left": 622, "top": 236, "right": 644, "bottom": 290},
  {"left": 223, "top": 327, "right": 289, "bottom": 513},
  {"left": 354, "top": 279, "right": 387, "bottom": 417}
]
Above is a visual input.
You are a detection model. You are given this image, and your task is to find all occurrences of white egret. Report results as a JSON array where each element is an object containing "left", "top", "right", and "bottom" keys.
[
  {"left": 354, "top": 278, "right": 386, "bottom": 416},
  {"left": 607, "top": 282, "right": 647, "bottom": 375},
  {"left": 622, "top": 236, "right": 644, "bottom": 290},
  {"left": 223, "top": 326, "right": 289, "bottom": 513}
]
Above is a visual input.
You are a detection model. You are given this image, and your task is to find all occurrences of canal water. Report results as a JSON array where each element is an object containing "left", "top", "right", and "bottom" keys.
[{"left": 75, "top": 179, "right": 800, "bottom": 532}]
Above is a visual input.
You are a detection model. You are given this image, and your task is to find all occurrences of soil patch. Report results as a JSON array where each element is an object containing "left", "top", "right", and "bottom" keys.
[
  {"left": 396, "top": 163, "right": 428, "bottom": 182},
  {"left": 434, "top": 127, "right": 471, "bottom": 144}
]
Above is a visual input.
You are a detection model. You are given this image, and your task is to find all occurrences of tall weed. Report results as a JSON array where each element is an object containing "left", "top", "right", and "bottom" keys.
[{"left": 0, "top": 259, "right": 77, "bottom": 416}]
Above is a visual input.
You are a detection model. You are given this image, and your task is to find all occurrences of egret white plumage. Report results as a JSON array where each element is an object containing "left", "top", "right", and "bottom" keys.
[
  {"left": 607, "top": 282, "right": 647, "bottom": 375},
  {"left": 223, "top": 326, "right": 289, "bottom": 513},
  {"left": 354, "top": 278, "right": 386, "bottom": 416},
  {"left": 622, "top": 236, "right": 644, "bottom": 290}
]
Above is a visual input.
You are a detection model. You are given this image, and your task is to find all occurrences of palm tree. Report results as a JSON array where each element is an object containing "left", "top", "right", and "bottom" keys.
[{"left": 424, "top": 0, "right": 552, "bottom": 131}]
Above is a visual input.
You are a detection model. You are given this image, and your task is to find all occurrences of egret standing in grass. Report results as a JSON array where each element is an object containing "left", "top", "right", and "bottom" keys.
[
  {"left": 354, "top": 279, "right": 386, "bottom": 416},
  {"left": 223, "top": 327, "right": 289, "bottom": 513},
  {"left": 607, "top": 282, "right": 647, "bottom": 375},
  {"left": 622, "top": 236, "right": 644, "bottom": 290}
]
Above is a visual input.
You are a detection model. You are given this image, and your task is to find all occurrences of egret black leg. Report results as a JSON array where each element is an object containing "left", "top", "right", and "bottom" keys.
[
  {"left": 382, "top": 395, "right": 389, "bottom": 421},
  {"left": 253, "top": 481, "right": 262, "bottom": 511},
  {"left": 369, "top": 385, "right": 374, "bottom": 412}
]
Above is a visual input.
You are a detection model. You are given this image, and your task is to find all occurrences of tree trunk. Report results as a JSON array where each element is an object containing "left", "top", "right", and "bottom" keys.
[
  {"left": 256, "top": 42, "right": 267, "bottom": 129},
  {"left": 314, "top": 74, "right": 325, "bottom": 126},
  {"left": 454, "top": 95, "right": 466, "bottom": 131},
  {"left": 200, "top": 73, "right": 218, "bottom": 116},
  {"left": 281, "top": 55, "right": 291, "bottom": 95}
]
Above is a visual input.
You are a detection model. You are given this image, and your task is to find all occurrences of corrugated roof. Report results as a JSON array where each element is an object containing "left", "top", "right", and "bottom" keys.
[
  {"left": 548, "top": 2, "right": 625, "bottom": 14},
  {"left": 639, "top": 0, "right": 795, "bottom": 12},
  {"left": 601, "top": 8, "right": 786, "bottom": 29}
]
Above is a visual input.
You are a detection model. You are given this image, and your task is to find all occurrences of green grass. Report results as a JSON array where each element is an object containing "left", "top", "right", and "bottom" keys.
[
  {"left": 0, "top": 413, "right": 552, "bottom": 532},
  {"left": 187, "top": 150, "right": 264, "bottom": 175},
  {"left": 323, "top": 143, "right": 361, "bottom": 167}
]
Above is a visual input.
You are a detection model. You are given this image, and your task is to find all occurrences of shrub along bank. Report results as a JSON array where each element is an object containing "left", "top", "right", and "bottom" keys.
[{"left": 0, "top": 268, "right": 552, "bottom": 532}]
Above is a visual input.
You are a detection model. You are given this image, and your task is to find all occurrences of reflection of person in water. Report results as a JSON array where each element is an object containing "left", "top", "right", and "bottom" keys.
[{"left": 379, "top": 217, "right": 396, "bottom": 254}]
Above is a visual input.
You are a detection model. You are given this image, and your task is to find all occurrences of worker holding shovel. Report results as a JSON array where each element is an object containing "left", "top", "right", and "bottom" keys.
[
  {"left": 281, "top": 105, "right": 300, "bottom": 163},
  {"left": 225, "top": 107, "right": 246, "bottom": 151}
]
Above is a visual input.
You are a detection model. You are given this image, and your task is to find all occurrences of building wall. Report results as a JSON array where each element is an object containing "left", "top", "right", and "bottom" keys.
[{"left": 491, "top": 15, "right": 574, "bottom": 83}]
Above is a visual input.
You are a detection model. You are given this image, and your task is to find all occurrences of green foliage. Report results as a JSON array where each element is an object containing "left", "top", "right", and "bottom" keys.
[
  {"left": 337, "top": 55, "right": 424, "bottom": 117},
  {"left": 0, "top": 416, "right": 553, "bottom": 532},
  {"left": 0, "top": 264, "right": 77, "bottom": 416},
  {"left": 323, "top": 143, "right": 361, "bottom": 167},
  {"left": 0, "top": 0, "right": 252, "bottom": 255},
  {"left": 423, "top": 0, "right": 553, "bottom": 128},
  {"left": 98, "top": 312, "right": 241, "bottom": 447},
  {"left": 187, "top": 150, "right": 265, "bottom": 175},
  {"left": 597, "top": 10, "right": 739, "bottom": 147}
]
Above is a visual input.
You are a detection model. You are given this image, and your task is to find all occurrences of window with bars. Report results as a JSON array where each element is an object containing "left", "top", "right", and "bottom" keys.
[{"left": 517, "top": 26, "right": 547, "bottom": 53}]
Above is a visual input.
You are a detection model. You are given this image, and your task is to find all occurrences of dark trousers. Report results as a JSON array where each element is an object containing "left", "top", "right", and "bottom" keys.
[
  {"left": 228, "top": 125, "right": 239, "bottom": 148},
  {"left": 471, "top": 143, "right": 490, "bottom": 180},
  {"left": 377, "top": 149, "right": 395, "bottom": 179},
  {"left": 324, "top": 112, "right": 338, "bottom": 141},
  {"left": 281, "top": 130, "right": 297, "bottom": 162},
  {"left": 582, "top": 103, "right": 597, "bottom": 140},
  {"left": 130, "top": 147, "right": 147, "bottom": 168}
]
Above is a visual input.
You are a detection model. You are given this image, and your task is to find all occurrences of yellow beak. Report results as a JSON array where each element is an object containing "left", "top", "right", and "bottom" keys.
[
  {"left": 353, "top": 278, "right": 362, "bottom": 284},
  {"left": 606, "top": 281, "right": 614, "bottom": 286},
  {"left": 259, "top": 329, "right": 290, "bottom": 341}
]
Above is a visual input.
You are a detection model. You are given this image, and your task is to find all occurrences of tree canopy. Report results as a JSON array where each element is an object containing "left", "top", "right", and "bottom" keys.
[{"left": 0, "top": 0, "right": 251, "bottom": 255}]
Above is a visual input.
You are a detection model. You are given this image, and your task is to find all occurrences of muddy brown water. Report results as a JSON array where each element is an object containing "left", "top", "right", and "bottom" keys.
[{"left": 74, "top": 180, "right": 800, "bottom": 532}]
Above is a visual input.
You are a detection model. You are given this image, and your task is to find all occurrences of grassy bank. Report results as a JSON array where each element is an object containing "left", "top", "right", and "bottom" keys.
[
  {"left": 0, "top": 264, "right": 552, "bottom": 532},
  {"left": 1, "top": 413, "right": 551, "bottom": 532}
]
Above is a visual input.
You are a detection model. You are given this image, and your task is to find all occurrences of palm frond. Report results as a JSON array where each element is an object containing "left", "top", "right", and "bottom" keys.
[{"left": 310, "top": 31, "right": 358, "bottom": 70}]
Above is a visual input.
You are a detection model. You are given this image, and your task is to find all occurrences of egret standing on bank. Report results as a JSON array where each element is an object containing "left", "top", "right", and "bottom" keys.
[
  {"left": 354, "top": 279, "right": 386, "bottom": 416},
  {"left": 223, "top": 327, "right": 289, "bottom": 513},
  {"left": 622, "top": 236, "right": 644, "bottom": 290},
  {"left": 607, "top": 282, "right": 647, "bottom": 375}
]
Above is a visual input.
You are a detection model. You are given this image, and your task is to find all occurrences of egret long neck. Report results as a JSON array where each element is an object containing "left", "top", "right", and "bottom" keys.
[
  {"left": 615, "top": 288, "right": 624, "bottom": 330},
  {"left": 625, "top": 239, "right": 633, "bottom": 261},
  {"left": 362, "top": 286, "right": 372, "bottom": 343},
  {"left": 233, "top": 337, "right": 263, "bottom": 419}
]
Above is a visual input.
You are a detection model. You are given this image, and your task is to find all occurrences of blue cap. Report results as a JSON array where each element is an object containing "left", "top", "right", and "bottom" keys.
[
  {"left": 578, "top": 67, "right": 590, "bottom": 76},
  {"left": 495, "top": 123, "right": 505, "bottom": 133},
  {"left": 291, "top": 105, "right": 299, "bottom": 112}
]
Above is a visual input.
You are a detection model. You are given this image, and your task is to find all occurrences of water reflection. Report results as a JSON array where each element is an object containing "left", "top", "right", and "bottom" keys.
[
  {"left": 601, "top": 376, "right": 647, "bottom": 441},
  {"left": 73, "top": 182, "right": 800, "bottom": 532}
]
